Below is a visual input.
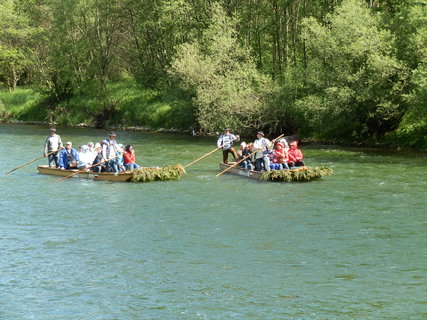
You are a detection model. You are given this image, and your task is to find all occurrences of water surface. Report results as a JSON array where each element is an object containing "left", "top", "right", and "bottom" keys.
[{"left": 0, "top": 124, "right": 426, "bottom": 319}]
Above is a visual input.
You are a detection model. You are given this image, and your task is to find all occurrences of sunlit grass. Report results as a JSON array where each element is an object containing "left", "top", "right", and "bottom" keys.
[
  {"left": 0, "top": 88, "right": 46, "bottom": 121},
  {"left": 0, "top": 79, "right": 195, "bottom": 129}
]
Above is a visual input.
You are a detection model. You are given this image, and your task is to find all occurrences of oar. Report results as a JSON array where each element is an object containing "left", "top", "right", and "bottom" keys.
[
  {"left": 5, "top": 147, "right": 64, "bottom": 175},
  {"left": 55, "top": 154, "right": 120, "bottom": 182},
  {"left": 184, "top": 137, "right": 238, "bottom": 169},
  {"left": 216, "top": 134, "right": 284, "bottom": 177}
]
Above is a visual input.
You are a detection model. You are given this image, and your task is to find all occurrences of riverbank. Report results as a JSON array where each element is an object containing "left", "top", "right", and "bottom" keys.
[
  {"left": 0, "top": 79, "right": 195, "bottom": 131},
  {"left": 1, "top": 81, "right": 426, "bottom": 150}
]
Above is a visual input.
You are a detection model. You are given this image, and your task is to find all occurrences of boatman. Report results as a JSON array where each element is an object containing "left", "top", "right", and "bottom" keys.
[
  {"left": 43, "top": 128, "right": 63, "bottom": 168},
  {"left": 217, "top": 127, "right": 240, "bottom": 164},
  {"left": 102, "top": 132, "right": 121, "bottom": 173},
  {"left": 253, "top": 131, "right": 273, "bottom": 172}
]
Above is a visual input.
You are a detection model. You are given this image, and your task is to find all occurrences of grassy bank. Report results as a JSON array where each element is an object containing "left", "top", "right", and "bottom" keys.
[
  {"left": 0, "top": 79, "right": 195, "bottom": 130},
  {"left": 1, "top": 80, "right": 425, "bottom": 149},
  {"left": 0, "top": 88, "right": 47, "bottom": 122}
]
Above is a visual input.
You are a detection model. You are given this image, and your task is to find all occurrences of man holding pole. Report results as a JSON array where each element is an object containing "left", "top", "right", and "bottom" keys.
[
  {"left": 253, "top": 131, "right": 273, "bottom": 172},
  {"left": 217, "top": 128, "right": 240, "bottom": 164},
  {"left": 44, "top": 128, "right": 63, "bottom": 168},
  {"left": 102, "top": 132, "right": 121, "bottom": 173}
]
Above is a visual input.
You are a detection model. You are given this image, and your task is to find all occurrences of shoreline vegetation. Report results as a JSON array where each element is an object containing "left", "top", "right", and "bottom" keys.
[
  {"left": 0, "top": 82, "right": 425, "bottom": 151},
  {"left": 1, "top": 0, "right": 426, "bottom": 150},
  {"left": 0, "top": 82, "right": 425, "bottom": 152}
]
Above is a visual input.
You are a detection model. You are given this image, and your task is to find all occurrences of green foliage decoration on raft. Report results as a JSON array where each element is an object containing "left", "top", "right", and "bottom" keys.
[
  {"left": 131, "top": 164, "right": 186, "bottom": 182},
  {"left": 260, "top": 166, "right": 333, "bottom": 182}
]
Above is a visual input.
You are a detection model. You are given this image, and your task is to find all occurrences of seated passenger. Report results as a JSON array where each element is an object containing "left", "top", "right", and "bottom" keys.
[
  {"left": 77, "top": 145, "right": 95, "bottom": 170},
  {"left": 237, "top": 142, "right": 246, "bottom": 159},
  {"left": 116, "top": 144, "right": 125, "bottom": 172},
  {"left": 87, "top": 142, "right": 95, "bottom": 154},
  {"left": 267, "top": 149, "right": 281, "bottom": 170},
  {"left": 91, "top": 143, "right": 105, "bottom": 173},
  {"left": 123, "top": 144, "right": 140, "bottom": 171},
  {"left": 288, "top": 141, "right": 305, "bottom": 167},
  {"left": 271, "top": 142, "right": 290, "bottom": 170},
  {"left": 58, "top": 141, "right": 79, "bottom": 170},
  {"left": 239, "top": 142, "right": 254, "bottom": 170}
]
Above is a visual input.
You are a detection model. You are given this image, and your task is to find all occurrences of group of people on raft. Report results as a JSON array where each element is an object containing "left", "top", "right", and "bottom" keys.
[
  {"left": 43, "top": 129, "right": 139, "bottom": 173},
  {"left": 44, "top": 127, "right": 302, "bottom": 173},
  {"left": 217, "top": 128, "right": 304, "bottom": 172}
]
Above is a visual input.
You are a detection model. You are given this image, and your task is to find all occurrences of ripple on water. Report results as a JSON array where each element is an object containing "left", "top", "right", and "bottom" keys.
[{"left": 0, "top": 124, "right": 426, "bottom": 319}]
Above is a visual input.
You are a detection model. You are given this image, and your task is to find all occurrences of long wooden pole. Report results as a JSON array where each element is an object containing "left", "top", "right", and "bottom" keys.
[
  {"left": 216, "top": 134, "right": 284, "bottom": 177},
  {"left": 55, "top": 154, "right": 120, "bottom": 182},
  {"left": 5, "top": 147, "right": 64, "bottom": 175},
  {"left": 184, "top": 137, "right": 238, "bottom": 169}
]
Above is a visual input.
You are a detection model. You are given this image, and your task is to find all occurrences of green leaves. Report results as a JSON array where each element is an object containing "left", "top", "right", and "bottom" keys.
[
  {"left": 0, "top": 0, "right": 35, "bottom": 91},
  {"left": 170, "top": 3, "right": 276, "bottom": 134},
  {"left": 0, "top": 0, "right": 424, "bottom": 147},
  {"left": 260, "top": 166, "right": 333, "bottom": 182},
  {"left": 131, "top": 164, "right": 186, "bottom": 182},
  {"left": 298, "top": 0, "right": 407, "bottom": 141}
]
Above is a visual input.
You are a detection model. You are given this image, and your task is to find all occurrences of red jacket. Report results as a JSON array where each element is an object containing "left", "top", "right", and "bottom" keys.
[
  {"left": 123, "top": 150, "right": 136, "bottom": 164},
  {"left": 288, "top": 147, "right": 303, "bottom": 163},
  {"left": 273, "top": 148, "right": 288, "bottom": 164}
]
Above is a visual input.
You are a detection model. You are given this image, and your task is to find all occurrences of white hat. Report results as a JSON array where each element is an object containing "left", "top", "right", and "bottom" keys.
[{"left": 279, "top": 138, "right": 289, "bottom": 147}]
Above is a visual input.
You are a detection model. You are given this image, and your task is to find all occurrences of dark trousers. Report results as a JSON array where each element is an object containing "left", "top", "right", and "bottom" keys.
[
  {"left": 289, "top": 160, "right": 305, "bottom": 167},
  {"left": 107, "top": 160, "right": 119, "bottom": 173},
  {"left": 222, "top": 147, "right": 238, "bottom": 164},
  {"left": 91, "top": 165, "right": 103, "bottom": 173},
  {"left": 48, "top": 152, "right": 59, "bottom": 168}
]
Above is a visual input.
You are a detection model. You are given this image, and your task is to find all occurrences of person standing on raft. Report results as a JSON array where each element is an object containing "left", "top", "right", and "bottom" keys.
[
  {"left": 253, "top": 131, "right": 273, "bottom": 172},
  {"left": 102, "top": 132, "right": 120, "bottom": 173},
  {"left": 44, "top": 128, "right": 63, "bottom": 168},
  {"left": 217, "top": 127, "right": 240, "bottom": 164}
]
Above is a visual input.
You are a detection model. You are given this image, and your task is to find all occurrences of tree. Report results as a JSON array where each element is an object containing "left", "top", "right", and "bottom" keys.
[
  {"left": 0, "top": 0, "right": 34, "bottom": 91},
  {"left": 393, "top": 1, "right": 427, "bottom": 147},
  {"left": 297, "top": 0, "right": 407, "bottom": 142},
  {"left": 169, "top": 3, "right": 276, "bottom": 134}
]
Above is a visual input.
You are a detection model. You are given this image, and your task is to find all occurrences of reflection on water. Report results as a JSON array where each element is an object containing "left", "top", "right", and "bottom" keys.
[{"left": 0, "top": 124, "right": 426, "bottom": 319}]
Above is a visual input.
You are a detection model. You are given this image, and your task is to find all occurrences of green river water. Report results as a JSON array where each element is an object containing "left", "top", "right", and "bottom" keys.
[{"left": 0, "top": 124, "right": 426, "bottom": 320}]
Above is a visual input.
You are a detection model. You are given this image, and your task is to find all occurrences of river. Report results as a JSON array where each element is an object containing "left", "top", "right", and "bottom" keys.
[{"left": 0, "top": 124, "right": 426, "bottom": 319}]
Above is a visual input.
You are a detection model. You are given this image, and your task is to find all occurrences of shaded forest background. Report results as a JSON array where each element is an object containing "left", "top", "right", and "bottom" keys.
[{"left": 0, "top": 0, "right": 426, "bottom": 148}]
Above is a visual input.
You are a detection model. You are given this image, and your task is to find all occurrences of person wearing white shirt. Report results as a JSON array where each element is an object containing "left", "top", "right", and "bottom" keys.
[
  {"left": 217, "top": 127, "right": 240, "bottom": 164},
  {"left": 253, "top": 131, "right": 273, "bottom": 172},
  {"left": 102, "top": 132, "right": 120, "bottom": 172}
]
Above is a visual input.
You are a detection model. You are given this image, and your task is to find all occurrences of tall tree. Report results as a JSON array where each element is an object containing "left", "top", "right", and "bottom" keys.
[
  {"left": 170, "top": 3, "right": 276, "bottom": 133},
  {"left": 0, "top": 0, "right": 34, "bottom": 91},
  {"left": 296, "top": 0, "right": 406, "bottom": 141},
  {"left": 393, "top": 1, "right": 427, "bottom": 147}
]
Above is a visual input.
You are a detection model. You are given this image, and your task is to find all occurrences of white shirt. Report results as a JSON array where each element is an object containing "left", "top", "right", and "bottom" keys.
[{"left": 254, "top": 138, "right": 272, "bottom": 159}]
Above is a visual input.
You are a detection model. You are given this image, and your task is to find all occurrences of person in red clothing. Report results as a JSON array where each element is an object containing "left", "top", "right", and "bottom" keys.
[
  {"left": 288, "top": 140, "right": 305, "bottom": 167},
  {"left": 123, "top": 144, "right": 140, "bottom": 171},
  {"left": 272, "top": 142, "right": 290, "bottom": 170}
]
